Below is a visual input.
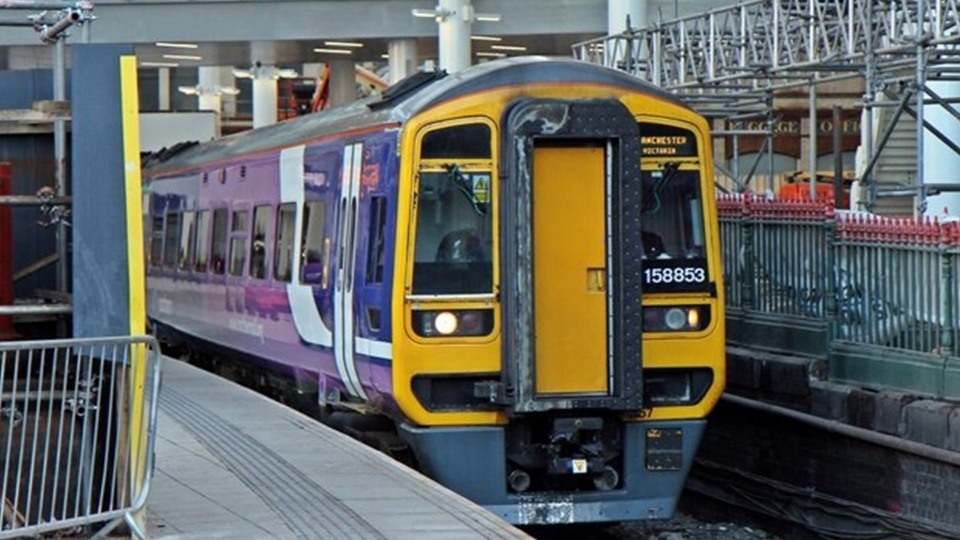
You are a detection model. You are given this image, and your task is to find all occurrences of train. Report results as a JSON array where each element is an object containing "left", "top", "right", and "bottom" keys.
[{"left": 143, "top": 56, "right": 726, "bottom": 525}]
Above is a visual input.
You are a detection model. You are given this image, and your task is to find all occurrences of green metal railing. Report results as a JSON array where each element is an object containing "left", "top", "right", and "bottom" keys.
[{"left": 718, "top": 194, "right": 960, "bottom": 399}]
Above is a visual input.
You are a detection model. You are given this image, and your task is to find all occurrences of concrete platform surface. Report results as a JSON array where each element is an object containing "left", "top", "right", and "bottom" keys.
[{"left": 146, "top": 357, "right": 532, "bottom": 540}]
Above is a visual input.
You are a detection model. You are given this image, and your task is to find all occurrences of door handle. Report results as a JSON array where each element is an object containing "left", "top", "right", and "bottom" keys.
[{"left": 587, "top": 268, "right": 606, "bottom": 292}]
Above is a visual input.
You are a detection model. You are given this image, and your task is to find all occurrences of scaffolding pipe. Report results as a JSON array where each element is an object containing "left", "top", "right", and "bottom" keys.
[
  {"left": 53, "top": 31, "right": 68, "bottom": 335},
  {"left": 0, "top": 304, "right": 71, "bottom": 315},
  {"left": 13, "top": 253, "right": 58, "bottom": 283},
  {"left": 0, "top": 195, "right": 70, "bottom": 206},
  {"left": 0, "top": 163, "right": 15, "bottom": 339},
  {"left": 0, "top": 1, "right": 90, "bottom": 10}
]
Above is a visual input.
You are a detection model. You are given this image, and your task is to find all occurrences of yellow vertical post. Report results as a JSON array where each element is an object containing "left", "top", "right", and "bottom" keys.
[{"left": 120, "top": 54, "right": 148, "bottom": 532}]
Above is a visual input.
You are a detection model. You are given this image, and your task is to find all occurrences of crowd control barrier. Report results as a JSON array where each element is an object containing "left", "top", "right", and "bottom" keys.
[{"left": 0, "top": 335, "right": 160, "bottom": 539}]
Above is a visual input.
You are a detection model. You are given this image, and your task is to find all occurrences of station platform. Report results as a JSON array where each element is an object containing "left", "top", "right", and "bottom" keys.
[{"left": 146, "top": 357, "right": 533, "bottom": 540}]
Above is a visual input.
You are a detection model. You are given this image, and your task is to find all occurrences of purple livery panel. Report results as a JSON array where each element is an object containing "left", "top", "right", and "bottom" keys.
[{"left": 146, "top": 127, "right": 401, "bottom": 413}]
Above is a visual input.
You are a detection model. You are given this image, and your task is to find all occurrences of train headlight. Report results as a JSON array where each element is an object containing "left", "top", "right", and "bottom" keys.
[
  {"left": 413, "top": 309, "right": 494, "bottom": 338},
  {"left": 642, "top": 305, "right": 710, "bottom": 332},
  {"left": 434, "top": 312, "right": 458, "bottom": 335},
  {"left": 664, "top": 308, "right": 686, "bottom": 330}
]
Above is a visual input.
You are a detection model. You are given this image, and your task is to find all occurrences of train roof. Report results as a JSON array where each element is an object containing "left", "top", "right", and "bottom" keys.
[{"left": 143, "top": 56, "right": 689, "bottom": 177}]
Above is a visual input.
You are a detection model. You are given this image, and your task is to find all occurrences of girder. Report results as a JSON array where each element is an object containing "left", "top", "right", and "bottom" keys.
[{"left": 574, "top": 0, "right": 960, "bottom": 101}]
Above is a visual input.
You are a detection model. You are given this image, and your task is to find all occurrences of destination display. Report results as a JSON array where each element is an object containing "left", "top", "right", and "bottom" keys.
[{"left": 639, "top": 124, "right": 698, "bottom": 158}]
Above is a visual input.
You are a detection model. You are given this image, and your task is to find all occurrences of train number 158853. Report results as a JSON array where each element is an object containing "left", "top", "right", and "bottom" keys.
[{"left": 643, "top": 267, "right": 705, "bottom": 284}]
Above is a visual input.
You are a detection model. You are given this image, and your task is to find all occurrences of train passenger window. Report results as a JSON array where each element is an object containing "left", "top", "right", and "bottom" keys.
[
  {"left": 210, "top": 208, "right": 228, "bottom": 275},
  {"left": 194, "top": 210, "right": 211, "bottom": 273},
  {"left": 163, "top": 212, "right": 180, "bottom": 269},
  {"left": 228, "top": 209, "right": 249, "bottom": 276},
  {"left": 274, "top": 203, "right": 296, "bottom": 282},
  {"left": 249, "top": 205, "right": 271, "bottom": 280},
  {"left": 149, "top": 215, "right": 163, "bottom": 267},
  {"left": 365, "top": 197, "right": 388, "bottom": 284},
  {"left": 300, "top": 201, "right": 327, "bottom": 285},
  {"left": 178, "top": 211, "right": 196, "bottom": 272}
]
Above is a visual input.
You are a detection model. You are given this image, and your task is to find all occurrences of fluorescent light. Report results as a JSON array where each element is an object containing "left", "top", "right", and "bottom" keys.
[
  {"left": 313, "top": 48, "right": 353, "bottom": 55},
  {"left": 140, "top": 61, "right": 179, "bottom": 68},
  {"left": 475, "top": 13, "right": 502, "bottom": 22},
  {"left": 156, "top": 41, "right": 198, "bottom": 49},
  {"left": 491, "top": 44, "right": 526, "bottom": 52},
  {"left": 476, "top": 52, "right": 507, "bottom": 58},
  {"left": 381, "top": 54, "right": 390, "bottom": 59},
  {"left": 324, "top": 40, "right": 363, "bottom": 48},
  {"left": 163, "top": 54, "right": 202, "bottom": 61},
  {"left": 471, "top": 35, "right": 502, "bottom": 42}
]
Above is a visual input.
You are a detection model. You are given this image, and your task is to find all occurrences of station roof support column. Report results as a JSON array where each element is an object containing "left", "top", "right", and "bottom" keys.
[
  {"left": 438, "top": 0, "right": 471, "bottom": 73},
  {"left": 388, "top": 38, "right": 418, "bottom": 84},
  {"left": 607, "top": 0, "right": 646, "bottom": 33},
  {"left": 252, "top": 63, "right": 279, "bottom": 128},
  {"left": 198, "top": 66, "right": 223, "bottom": 114},
  {"left": 327, "top": 58, "right": 355, "bottom": 108}
]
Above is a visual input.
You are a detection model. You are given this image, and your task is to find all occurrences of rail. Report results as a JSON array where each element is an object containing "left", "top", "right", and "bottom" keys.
[
  {"left": 719, "top": 194, "right": 960, "bottom": 398},
  {"left": 0, "top": 335, "right": 161, "bottom": 539}
]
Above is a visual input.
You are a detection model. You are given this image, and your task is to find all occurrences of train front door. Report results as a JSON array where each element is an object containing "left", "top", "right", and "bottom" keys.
[{"left": 532, "top": 142, "right": 609, "bottom": 396}]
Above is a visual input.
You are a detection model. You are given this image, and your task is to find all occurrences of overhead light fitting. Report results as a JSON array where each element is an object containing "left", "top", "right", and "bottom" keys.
[
  {"left": 471, "top": 35, "right": 502, "bottom": 42},
  {"left": 476, "top": 52, "right": 507, "bottom": 58},
  {"left": 156, "top": 42, "right": 198, "bottom": 49},
  {"left": 313, "top": 48, "right": 353, "bottom": 55},
  {"left": 163, "top": 54, "right": 202, "bottom": 61},
  {"left": 411, "top": 8, "right": 436, "bottom": 18},
  {"left": 381, "top": 54, "right": 390, "bottom": 59},
  {"left": 324, "top": 41, "right": 363, "bottom": 48},
  {"left": 412, "top": 7, "right": 500, "bottom": 23},
  {"left": 140, "top": 61, "right": 179, "bottom": 68},
  {"left": 491, "top": 44, "right": 527, "bottom": 52},
  {"left": 178, "top": 85, "right": 240, "bottom": 96}
]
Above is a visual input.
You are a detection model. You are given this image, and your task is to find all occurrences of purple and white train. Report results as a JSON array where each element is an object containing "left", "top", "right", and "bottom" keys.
[{"left": 145, "top": 57, "right": 727, "bottom": 524}]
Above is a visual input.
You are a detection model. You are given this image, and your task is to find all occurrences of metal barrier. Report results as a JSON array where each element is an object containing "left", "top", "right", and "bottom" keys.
[
  {"left": 720, "top": 194, "right": 960, "bottom": 398},
  {"left": 718, "top": 195, "right": 835, "bottom": 357},
  {"left": 0, "top": 335, "right": 160, "bottom": 539}
]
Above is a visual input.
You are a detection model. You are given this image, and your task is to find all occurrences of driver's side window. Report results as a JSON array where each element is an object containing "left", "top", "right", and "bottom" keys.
[{"left": 411, "top": 121, "right": 496, "bottom": 295}]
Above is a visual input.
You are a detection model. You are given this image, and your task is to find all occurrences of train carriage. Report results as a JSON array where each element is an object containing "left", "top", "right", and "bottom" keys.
[{"left": 144, "top": 56, "right": 725, "bottom": 525}]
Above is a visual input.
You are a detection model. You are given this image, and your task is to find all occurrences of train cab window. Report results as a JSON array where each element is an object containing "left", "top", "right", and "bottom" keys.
[
  {"left": 300, "top": 201, "right": 327, "bottom": 285},
  {"left": 149, "top": 214, "right": 164, "bottom": 267},
  {"left": 228, "top": 209, "right": 249, "bottom": 276},
  {"left": 250, "top": 205, "right": 271, "bottom": 280},
  {"left": 412, "top": 121, "right": 494, "bottom": 295},
  {"left": 178, "top": 211, "right": 196, "bottom": 272},
  {"left": 365, "top": 196, "right": 388, "bottom": 284},
  {"left": 194, "top": 210, "right": 211, "bottom": 273},
  {"left": 162, "top": 212, "right": 180, "bottom": 269},
  {"left": 211, "top": 208, "right": 228, "bottom": 275},
  {"left": 274, "top": 203, "right": 296, "bottom": 282},
  {"left": 639, "top": 123, "right": 706, "bottom": 261}
]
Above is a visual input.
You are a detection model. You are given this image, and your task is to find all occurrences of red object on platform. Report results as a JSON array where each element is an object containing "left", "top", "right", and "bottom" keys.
[{"left": 0, "top": 162, "right": 17, "bottom": 340}]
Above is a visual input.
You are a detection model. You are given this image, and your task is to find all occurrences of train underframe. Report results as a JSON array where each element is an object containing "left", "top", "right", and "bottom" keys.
[{"left": 400, "top": 416, "right": 706, "bottom": 525}]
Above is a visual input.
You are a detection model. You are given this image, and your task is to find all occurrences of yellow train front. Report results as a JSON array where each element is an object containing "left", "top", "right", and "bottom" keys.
[{"left": 389, "top": 58, "right": 725, "bottom": 524}]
